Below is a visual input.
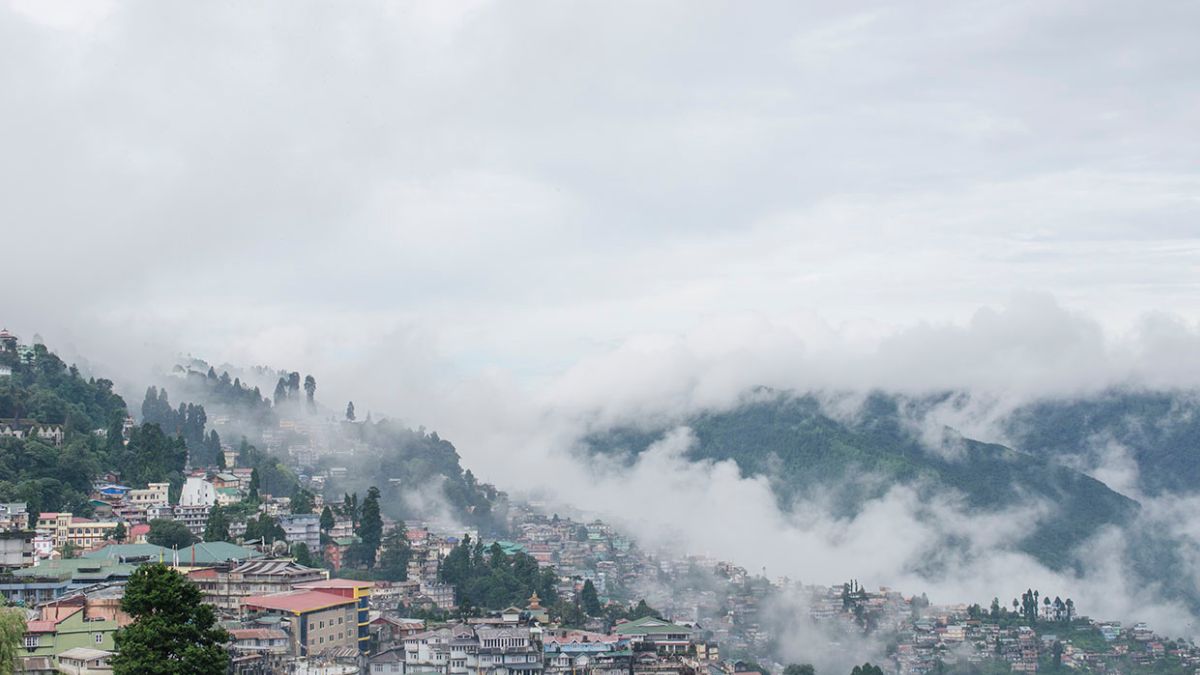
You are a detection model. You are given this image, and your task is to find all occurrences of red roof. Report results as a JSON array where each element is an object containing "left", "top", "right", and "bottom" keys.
[
  {"left": 242, "top": 590, "right": 354, "bottom": 614},
  {"left": 130, "top": 524, "right": 150, "bottom": 536}
]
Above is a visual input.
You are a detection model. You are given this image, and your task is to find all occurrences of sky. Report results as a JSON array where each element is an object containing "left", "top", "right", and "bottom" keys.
[
  {"left": 2, "top": 0, "right": 1199, "bottom": 407},
  {"left": 5, "top": 0, "right": 1200, "bottom": 636}
]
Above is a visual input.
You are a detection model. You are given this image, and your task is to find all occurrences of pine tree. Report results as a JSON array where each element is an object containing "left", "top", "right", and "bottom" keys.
[
  {"left": 581, "top": 579, "right": 601, "bottom": 616},
  {"left": 358, "top": 486, "right": 383, "bottom": 568},
  {"left": 320, "top": 506, "right": 335, "bottom": 533},
  {"left": 346, "top": 401, "right": 356, "bottom": 421}
]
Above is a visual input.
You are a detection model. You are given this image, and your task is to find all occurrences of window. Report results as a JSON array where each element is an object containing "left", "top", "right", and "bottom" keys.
[
  {"left": 23, "top": 636, "right": 38, "bottom": 649},
  {"left": 320, "top": 621, "right": 325, "bottom": 628},
  {"left": 94, "top": 633, "right": 104, "bottom": 644},
  {"left": 338, "top": 617, "right": 344, "bottom": 624}
]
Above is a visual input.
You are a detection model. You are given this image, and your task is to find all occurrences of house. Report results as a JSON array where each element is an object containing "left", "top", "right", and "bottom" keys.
[
  {"left": 173, "top": 504, "right": 211, "bottom": 538},
  {"left": 324, "top": 537, "right": 358, "bottom": 572},
  {"left": 0, "top": 419, "right": 65, "bottom": 446},
  {"left": 613, "top": 616, "right": 694, "bottom": 654},
  {"left": 176, "top": 541, "right": 264, "bottom": 567},
  {"left": 54, "top": 647, "right": 113, "bottom": 674},
  {"left": 19, "top": 602, "right": 121, "bottom": 668},
  {"left": 367, "top": 645, "right": 406, "bottom": 674},
  {"left": 227, "top": 627, "right": 290, "bottom": 674}
]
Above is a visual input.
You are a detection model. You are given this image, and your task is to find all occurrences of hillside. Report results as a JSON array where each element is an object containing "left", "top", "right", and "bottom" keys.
[
  {"left": 1003, "top": 390, "right": 1200, "bottom": 496},
  {"left": 586, "top": 392, "right": 1138, "bottom": 572},
  {"left": 0, "top": 340, "right": 186, "bottom": 514}
]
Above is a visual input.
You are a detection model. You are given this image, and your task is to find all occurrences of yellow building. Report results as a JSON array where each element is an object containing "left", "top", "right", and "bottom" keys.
[{"left": 36, "top": 513, "right": 120, "bottom": 549}]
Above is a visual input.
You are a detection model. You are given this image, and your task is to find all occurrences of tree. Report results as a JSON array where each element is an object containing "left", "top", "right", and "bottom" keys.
[
  {"left": 273, "top": 378, "right": 287, "bottom": 406},
  {"left": 784, "top": 665, "right": 816, "bottom": 675},
  {"left": 320, "top": 505, "right": 335, "bottom": 533},
  {"left": 110, "top": 522, "right": 127, "bottom": 544},
  {"left": 292, "top": 488, "right": 315, "bottom": 515},
  {"left": 303, "top": 375, "right": 316, "bottom": 405},
  {"left": 346, "top": 401, "right": 356, "bottom": 421},
  {"left": 243, "top": 514, "right": 286, "bottom": 544},
  {"left": 358, "top": 486, "right": 382, "bottom": 566},
  {"left": 247, "top": 468, "right": 260, "bottom": 502},
  {"left": 581, "top": 579, "right": 601, "bottom": 616},
  {"left": 203, "top": 505, "right": 230, "bottom": 543},
  {"left": 287, "top": 372, "right": 300, "bottom": 399},
  {"left": 291, "top": 543, "right": 316, "bottom": 568},
  {"left": 0, "top": 601, "right": 26, "bottom": 675},
  {"left": 112, "top": 563, "right": 229, "bottom": 674},
  {"left": 215, "top": 448, "right": 226, "bottom": 471},
  {"left": 147, "top": 518, "right": 195, "bottom": 549},
  {"left": 377, "top": 522, "right": 411, "bottom": 581},
  {"left": 850, "top": 664, "right": 883, "bottom": 675},
  {"left": 61, "top": 543, "right": 79, "bottom": 559}
]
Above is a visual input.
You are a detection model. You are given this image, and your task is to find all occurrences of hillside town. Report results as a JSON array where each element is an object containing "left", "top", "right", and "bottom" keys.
[{"left": 2, "top": 332, "right": 1200, "bottom": 675}]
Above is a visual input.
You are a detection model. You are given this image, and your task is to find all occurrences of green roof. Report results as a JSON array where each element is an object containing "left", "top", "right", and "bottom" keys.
[
  {"left": 177, "top": 541, "right": 262, "bottom": 564},
  {"left": 83, "top": 544, "right": 172, "bottom": 562},
  {"left": 614, "top": 616, "right": 691, "bottom": 636},
  {"left": 15, "top": 558, "right": 136, "bottom": 581}
]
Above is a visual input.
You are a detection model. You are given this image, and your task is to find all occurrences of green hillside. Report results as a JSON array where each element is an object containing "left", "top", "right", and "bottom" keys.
[{"left": 587, "top": 392, "right": 1137, "bottom": 571}]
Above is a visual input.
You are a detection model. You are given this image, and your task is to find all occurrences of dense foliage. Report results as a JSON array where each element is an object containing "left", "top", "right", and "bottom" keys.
[
  {"left": 439, "top": 536, "right": 559, "bottom": 612},
  {"left": 141, "top": 387, "right": 221, "bottom": 467},
  {"left": 588, "top": 392, "right": 1136, "bottom": 571},
  {"left": 1004, "top": 390, "right": 1200, "bottom": 496},
  {"left": 112, "top": 564, "right": 228, "bottom": 674}
]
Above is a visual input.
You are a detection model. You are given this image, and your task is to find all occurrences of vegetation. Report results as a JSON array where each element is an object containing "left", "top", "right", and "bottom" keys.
[
  {"left": 0, "top": 600, "right": 26, "bottom": 675},
  {"left": 588, "top": 392, "right": 1137, "bottom": 571},
  {"left": 439, "top": 536, "right": 559, "bottom": 612},
  {"left": 141, "top": 387, "right": 221, "bottom": 467},
  {"left": 147, "top": 518, "right": 196, "bottom": 549},
  {"left": 112, "top": 564, "right": 229, "bottom": 674}
]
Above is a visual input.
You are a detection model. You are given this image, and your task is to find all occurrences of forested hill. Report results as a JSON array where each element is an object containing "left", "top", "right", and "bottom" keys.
[
  {"left": 1003, "top": 389, "right": 1200, "bottom": 496},
  {"left": 0, "top": 341, "right": 187, "bottom": 515},
  {"left": 585, "top": 392, "right": 1136, "bottom": 571}
]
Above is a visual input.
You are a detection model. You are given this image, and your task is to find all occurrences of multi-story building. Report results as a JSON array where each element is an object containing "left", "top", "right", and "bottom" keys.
[
  {"left": 180, "top": 475, "right": 217, "bottom": 507},
  {"left": 187, "top": 559, "right": 328, "bottom": 612},
  {"left": 0, "top": 530, "right": 34, "bottom": 570},
  {"left": 174, "top": 504, "right": 211, "bottom": 538},
  {"left": 279, "top": 513, "right": 321, "bottom": 553},
  {"left": 241, "top": 589, "right": 361, "bottom": 658},
  {"left": 35, "top": 513, "right": 119, "bottom": 549},
  {"left": 613, "top": 617, "right": 693, "bottom": 655},
  {"left": 477, "top": 626, "right": 544, "bottom": 675},
  {"left": 0, "top": 502, "right": 30, "bottom": 530},
  {"left": 128, "top": 482, "right": 170, "bottom": 509},
  {"left": 294, "top": 579, "right": 373, "bottom": 653}
]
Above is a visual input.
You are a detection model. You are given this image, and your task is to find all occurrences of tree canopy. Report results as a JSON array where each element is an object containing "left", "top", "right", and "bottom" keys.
[{"left": 112, "top": 564, "right": 229, "bottom": 675}]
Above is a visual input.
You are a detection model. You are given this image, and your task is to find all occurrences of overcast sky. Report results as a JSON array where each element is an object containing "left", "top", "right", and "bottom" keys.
[{"left": 3, "top": 0, "right": 1199, "bottom": 413}]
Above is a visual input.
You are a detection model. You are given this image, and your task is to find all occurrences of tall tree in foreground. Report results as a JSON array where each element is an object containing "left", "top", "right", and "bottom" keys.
[
  {"left": 112, "top": 564, "right": 228, "bottom": 675},
  {"left": 0, "top": 600, "right": 26, "bottom": 675}
]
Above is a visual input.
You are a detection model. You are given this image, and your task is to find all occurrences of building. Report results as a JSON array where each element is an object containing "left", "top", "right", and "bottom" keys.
[
  {"left": 241, "top": 589, "right": 361, "bottom": 657},
  {"left": 35, "top": 513, "right": 120, "bottom": 549},
  {"left": 476, "top": 626, "right": 544, "bottom": 675},
  {"left": 295, "top": 579, "right": 374, "bottom": 653},
  {"left": 0, "top": 530, "right": 34, "bottom": 570},
  {"left": 187, "top": 559, "right": 328, "bottom": 612},
  {"left": 20, "top": 602, "right": 121, "bottom": 668},
  {"left": 128, "top": 482, "right": 170, "bottom": 509},
  {"left": 0, "top": 502, "right": 30, "bottom": 530},
  {"left": 613, "top": 617, "right": 693, "bottom": 655},
  {"left": 279, "top": 514, "right": 321, "bottom": 554},
  {"left": 180, "top": 475, "right": 217, "bottom": 507},
  {"left": 0, "top": 419, "right": 65, "bottom": 446},
  {"left": 173, "top": 504, "right": 211, "bottom": 538}
]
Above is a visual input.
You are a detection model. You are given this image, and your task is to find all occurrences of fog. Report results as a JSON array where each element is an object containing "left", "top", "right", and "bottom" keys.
[{"left": 4, "top": 0, "right": 1200, "bottom": 650}]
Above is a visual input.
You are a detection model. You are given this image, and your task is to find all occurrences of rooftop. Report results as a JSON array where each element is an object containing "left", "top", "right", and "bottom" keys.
[{"left": 243, "top": 590, "right": 355, "bottom": 614}]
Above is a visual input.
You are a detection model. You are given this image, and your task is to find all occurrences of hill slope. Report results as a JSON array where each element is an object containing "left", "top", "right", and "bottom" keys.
[{"left": 587, "top": 392, "right": 1137, "bottom": 571}]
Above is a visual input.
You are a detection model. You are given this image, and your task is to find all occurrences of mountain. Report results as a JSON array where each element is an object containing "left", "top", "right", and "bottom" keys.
[
  {"left": 586, "top": 392, "right": 1138, "bottom": 572},
  {"left": 1004, "top": 389, "right": 1200, "bottom": 496}
]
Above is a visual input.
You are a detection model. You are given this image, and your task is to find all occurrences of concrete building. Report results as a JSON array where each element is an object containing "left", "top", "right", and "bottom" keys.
[
  {"left": 180, "top": 475, "right": 217, "bottom": 507},
  {"left": 35, "top": 513, "right": 119, "bottom": 549},
  {"left": 241, "top": 590, "right": 361, "bottom": 657},
  {"left": 128, "top": 482, "right": 170, "bottom": 509},
  {"left": 187, "top": 559, "right": 328, "bottom": 612},
  {"left": 0, "top": 530, "right": 34, "bottom": 570},
  {"left": 279, "top": 513, "right": 321, "bottom": 554}
]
